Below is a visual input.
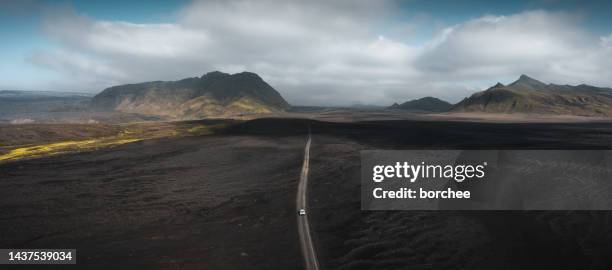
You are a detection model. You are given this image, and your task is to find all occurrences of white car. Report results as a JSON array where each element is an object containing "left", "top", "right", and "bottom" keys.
[{"left": 298, "top": 209, "right": 306, "bottom": 216}]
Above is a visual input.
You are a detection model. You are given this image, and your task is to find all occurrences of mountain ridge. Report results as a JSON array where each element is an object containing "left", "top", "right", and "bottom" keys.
[
  {"left": 91, "top": 71, "right": 290, "bottom": 119},
  {"left": 389, "top": 96, "right": 453, "bottom": 112},
  {"left": 452, "top": 75, "right": 612, "bottom": 116}
]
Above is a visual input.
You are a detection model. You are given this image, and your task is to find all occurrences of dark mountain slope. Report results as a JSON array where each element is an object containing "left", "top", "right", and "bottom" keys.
[
  {"left": 452, "top": 75, "right": 612, "bottom": 116},
  {"left": 389, "top": 96, "right": 453, "bottom": 112},
  {"left": 91, "top": 71, "right": 290, "bottom": 119}
]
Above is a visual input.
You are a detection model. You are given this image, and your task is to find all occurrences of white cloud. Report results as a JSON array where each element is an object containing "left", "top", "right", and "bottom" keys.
[
  {"left": 29, "top": 2, "right": 612, "bottom": 105},
  {"left": 416, "top": 11, "right": 596, "bottom": 80}
]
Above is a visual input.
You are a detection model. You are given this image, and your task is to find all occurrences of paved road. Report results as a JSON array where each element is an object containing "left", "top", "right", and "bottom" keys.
[{"left": 297, "top": 126, "right": 320, "bottom": 270}]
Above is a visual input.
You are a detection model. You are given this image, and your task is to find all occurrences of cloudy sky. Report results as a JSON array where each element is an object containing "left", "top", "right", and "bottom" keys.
[{"left": 1, "top": 0, "right": 612, "bottom": 106}]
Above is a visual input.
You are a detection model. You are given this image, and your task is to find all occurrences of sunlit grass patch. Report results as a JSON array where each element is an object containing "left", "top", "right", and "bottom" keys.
[
  {"left": 0, "top": 121, "right": 232, "bottom": 163},
  {"left": 187, "top": 123, "right": 229, "bottom": 135},
  {"left": 188, "top": 125, "right": 210, "bottom": 134},
  {"left": 0, "top": 138, "right": 142, "bottom": 162}
]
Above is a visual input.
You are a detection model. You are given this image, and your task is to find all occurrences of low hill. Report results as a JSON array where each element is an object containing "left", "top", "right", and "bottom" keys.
[
  {"left": 389, "top": 97, "right": 453, "bottom": 112},
  {"left": 91, "top": 71, "right": 290, "bottom": 119},
  {"left": 452, "top": 75, "right": 612, "bottom": 117},
  {"left": 0, "top": 90, "right": 91, "bottom": 123}
]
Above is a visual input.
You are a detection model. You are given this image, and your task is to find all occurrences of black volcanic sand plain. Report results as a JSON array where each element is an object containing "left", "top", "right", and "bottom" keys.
[
  {"left": 229, "top": 118, "right": 612, "bottom": 270},
  {"left": 0, "top": 130, "right": 305, "bottom": 269},
  {"left": 2, "top": 117, "right": 612, "bottom": 269}
]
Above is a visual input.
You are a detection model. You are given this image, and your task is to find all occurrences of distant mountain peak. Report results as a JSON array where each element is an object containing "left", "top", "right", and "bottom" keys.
[
  {"left": 233, "top": 71, "right": 263, "bottom": 80},
  {"left": 509, "top": 74, "right": 547, "bottom": 90},
  {"left": 493, "top": 82, "right": 505, "bottom": 88},
  {"left": 202, "top": 71, "right": 229, "bottom": 78},
  {"left": 388, "top": 96, "right": 452, "bottom": 112}
]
